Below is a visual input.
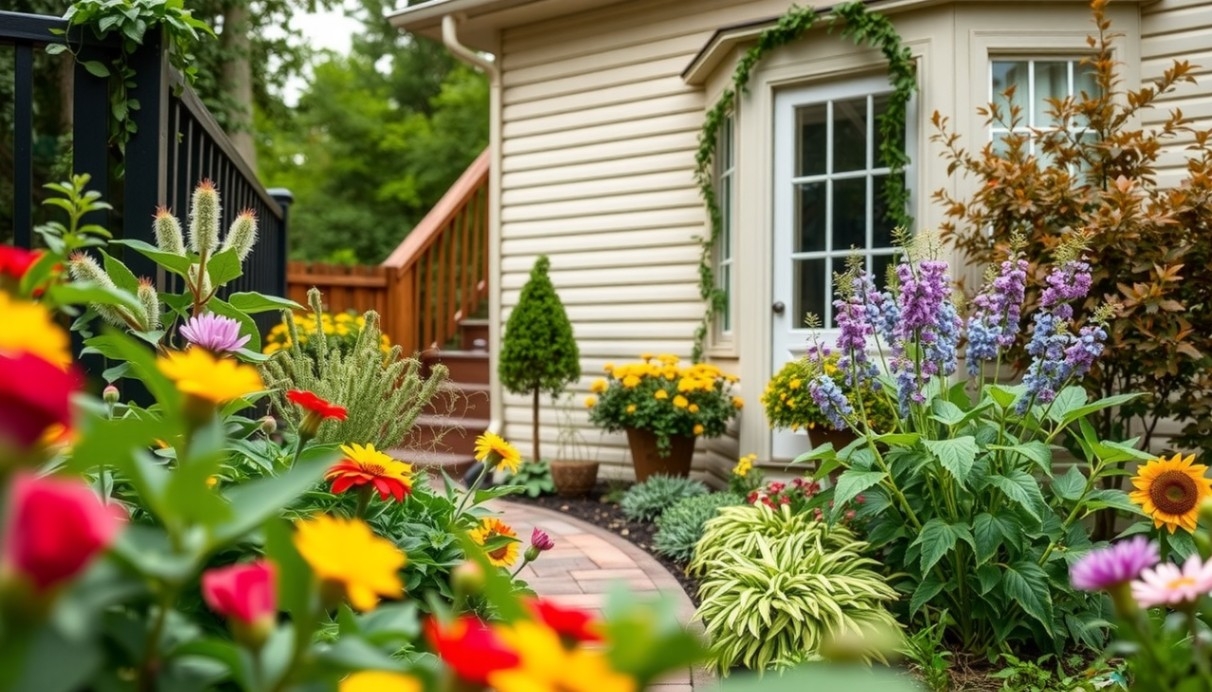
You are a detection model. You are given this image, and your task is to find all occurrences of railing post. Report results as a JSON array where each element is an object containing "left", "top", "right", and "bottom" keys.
[
  {"left": 268, "top": 188, "right": 294, "bottom": 299},
  {"left": 123, "top": 26, "right": 169, "bottom": 283},
  {"left": 13, "top": 44, "right": 34, "bottom": 247}
]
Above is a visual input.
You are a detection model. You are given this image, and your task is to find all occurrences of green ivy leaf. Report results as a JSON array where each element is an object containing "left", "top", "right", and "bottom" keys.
[
  {"left": 82, "top": 60, "right": 110, "bottom": 78},
  {"left": 924, "top": 436, "right": 979, "bottom": 486}
]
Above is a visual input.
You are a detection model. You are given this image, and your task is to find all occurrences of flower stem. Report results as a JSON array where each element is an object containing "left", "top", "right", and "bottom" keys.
[
  {"left": 354, "top": 486, "right": 373, "bottom": 519},
  {"left": 455, "top": 461, "right": 490, "bottom": 517}
]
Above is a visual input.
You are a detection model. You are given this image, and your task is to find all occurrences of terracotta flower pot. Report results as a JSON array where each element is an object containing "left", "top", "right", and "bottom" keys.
[
  {"left": 550, "top": 459, "right": 599, "bottom": 498},
  {"left": 625, "top": 428, "right": 696, "bottom": 482}
]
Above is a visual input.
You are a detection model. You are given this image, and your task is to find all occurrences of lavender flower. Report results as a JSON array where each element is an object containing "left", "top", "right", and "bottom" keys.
[
  {"left": 833, "top": 270, "right": 882, "bottom": 385},
  {"left": 1071, "top": 536, "right": 1159, "bottom": 592},
  {"left": 808, "top": 374, "right": 853, "bottom": 430},
  {"left": 1040, "top": 259, "right": 1092, "bottom": 321},
  {"left": 1062, "top": 323, "right": 1107, "bottom": 379},
  {"left": 966, "top": 255, "right": 1029, "bottom": 376},
  {"left": 1017, "top": 313, "right": 1069, "bottom": 412},
  {"left": 889, "top": 258, "right": 956, "bottom": 411},
  {"left": 894, "top": 259, "right": 951, "bottom": 340},
  {"left": 180, "top": 313, "right": 250, "bottom": 354}
]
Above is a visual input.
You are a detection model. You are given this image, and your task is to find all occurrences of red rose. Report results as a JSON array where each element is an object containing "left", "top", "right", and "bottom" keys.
[
  {"left": 425, "top": 615, "right": 519, "bottom": 684},
  {"left": 3, "top": 472, "right": 123, "bottom": 590},
  {"left": 202, "top": 560, "right": 277, "bottom": 625},
  {"left": 0, "top": 352, "right": 78, "bottom": 449},
  {"left": 0, "top": 245, "right": 41, "bottom": 280}
]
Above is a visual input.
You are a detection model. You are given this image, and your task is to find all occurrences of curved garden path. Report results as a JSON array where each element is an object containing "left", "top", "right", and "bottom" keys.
[{"left": 493, "top": 499, "right": 712, "bottom": 691}]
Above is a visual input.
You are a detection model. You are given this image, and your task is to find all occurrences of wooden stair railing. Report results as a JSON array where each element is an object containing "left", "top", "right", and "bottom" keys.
[{"left": 381, "top": 148, "right": 490, "bottom": 355}]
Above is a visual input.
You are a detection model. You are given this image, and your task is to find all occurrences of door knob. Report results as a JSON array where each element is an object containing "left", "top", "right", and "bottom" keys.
[{"left": 772, "top": 301, "right": 785, "bottom": 315}]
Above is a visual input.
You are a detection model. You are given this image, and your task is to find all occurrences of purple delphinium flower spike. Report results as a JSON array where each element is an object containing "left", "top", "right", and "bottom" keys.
[
  {"left": 1071, "top": 536, "right": 1159, "bottom": 592},
  {"left": 180, "top": 313, "right": 251, "bottom": 354},
  {"left": 1039, "top": 259, "right": 1092, "bottom": 322},
  {"left": 966, "top": 254, "right": 1029, "bottom": 376},
  {"left": 1016, "top": 258, "right": 1097, "bottom": 414},
  {"left": 808, "top": 374, "right": 854, "bottom": 430},
  {"left": 889, "top": 257, "right": 955, "bottom": 411},
  {"left": 833, "top": 270, "right": 883, "bottom": 385}
]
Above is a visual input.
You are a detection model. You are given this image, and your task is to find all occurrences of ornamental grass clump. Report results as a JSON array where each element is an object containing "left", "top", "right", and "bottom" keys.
[
  {"left": 652, "top": 492, "right": 743, "bottom": 562},
  {"left": 587, "top": 354, "right": 741, "bottom": 456},
  {"left": 801, "top": 231, "right": 1153, "bottom": 657},
  {"left": 619, "top": 474, "right": 709, "bottom": 522},
  {"left": 690, "top": 504, "right": 900, "bottom": 674}
]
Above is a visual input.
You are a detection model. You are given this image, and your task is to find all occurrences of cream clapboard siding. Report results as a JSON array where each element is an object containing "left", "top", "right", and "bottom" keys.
[
  {"left": 1142, "top": 0, "right": 1212, "bottom": 190},
  {"left": 495, "top": 0, "right": 787, "bottom": 480}
]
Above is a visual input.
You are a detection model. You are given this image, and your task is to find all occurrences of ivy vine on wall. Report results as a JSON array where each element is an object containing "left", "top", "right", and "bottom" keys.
[{"left": 692, "top": 2, "right": 918, "bottom": 361}]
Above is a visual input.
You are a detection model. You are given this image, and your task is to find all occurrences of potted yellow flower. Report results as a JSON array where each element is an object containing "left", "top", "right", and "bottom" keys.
[
  {"left": 762, "top": 353, "right": 895, "bottom": 450},
  {"left": 587, "top": 354, "right": 741, "bottom": 480}
]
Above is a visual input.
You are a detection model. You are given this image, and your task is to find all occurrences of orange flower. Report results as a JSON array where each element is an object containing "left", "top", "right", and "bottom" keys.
[{"left": 327, "top": 443, "right": 413, "bottom": 502}]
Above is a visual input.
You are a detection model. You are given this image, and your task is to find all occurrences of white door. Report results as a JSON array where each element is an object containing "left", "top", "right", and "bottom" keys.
[{"left": 771, "top": 76, "right": 905, "bottom": 459}]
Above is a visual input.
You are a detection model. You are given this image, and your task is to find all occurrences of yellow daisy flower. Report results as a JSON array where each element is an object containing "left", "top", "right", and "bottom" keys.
[
  {"left": 654, "top": 390, "right": 669, "bottom": 400},
  {"left": 1129, "top": 453, "right": 1212, "bottom": 533},
  {"left": 294, "top": 515, "right": 405, "bottom": 611},
  {"left": 693, "top": 424, "right": 704, "bottom": 435},
  {"left": 622, "top": 375, "right": 640, "bottom": 388},
  {"left": 489, "top": 620, "right": 636, "bottom": 692},
  {"left": 626, "top": 404, "right": 637, "bottom": 414},
  {"left": 732, "top": 396, "right": 744, "bottom": 409},
  {"left": 585, "top": 396, "right": 597, "bottom": 408},
  {"left": 470, "top": 517, "right": 519, "bottom": 567},
  {"left": 0, "top": 293, "right": 71, "bottom": 370},
  {"left": 591, "top": 378, "right": 608, "bottom": 393},
  {"left": 688, "top": 404, "right": 699, "bottom": 414},
  {"left": 673, "top": 395, "right": 689, "bottom": 409},
  {"left": 340, "top": 672, "right": 422, "bottom": 692},
  {"left": 157, "top": 348, "right": 263, "bottom": 403},
  {"left": 474, "top": 432, "right": 522, "bottom": 474}
]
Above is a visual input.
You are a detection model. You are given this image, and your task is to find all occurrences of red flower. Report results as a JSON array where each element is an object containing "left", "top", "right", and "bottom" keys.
[
  {"left": 0, "top": 352, "right": 78, "bottom": 448},
  {"left": 526, "top": 598, "right": 604, "bottom": 643},
  {"left": 202, "top": 560, "right": 277, "bottom": 625},
  {"left": 0, "top": 245, "right": 41, "bottom": 281},
  {"left": 286, "top": 389, "right": 347, "bottom": 420},
  {"left": 3, "top": 472, "right": 123, "bottom": 591},
  {"left": 425, "top": 615, "right": 520, "bottom": 684}
]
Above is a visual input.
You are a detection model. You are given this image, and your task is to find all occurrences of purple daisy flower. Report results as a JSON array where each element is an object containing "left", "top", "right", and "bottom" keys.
[
  {"left": 180, "top": 313, "right": 251, "bottom": 354},
  {"left": 1070, "top": 536, "right": 1160, "bottom": 592}
]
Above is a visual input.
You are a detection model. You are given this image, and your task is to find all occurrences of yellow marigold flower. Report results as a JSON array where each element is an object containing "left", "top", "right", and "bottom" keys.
[
  {"left": 585, "top": 396, "right": 597, "bottom": 408},
  {"left": 489, "top": 620, "right": 637, "bottom": 692},
  {"left": 470, "top": 517, "right": 519, "bottom": 567},
  {"left": 654, "top": 389, "right": 669, "bottom": 400},
  {"left": 688, "top": 404, "right": 699, "bottom": 414},
  {"left": 732, "top": 396, "right": 744, "bottom": 409},
  {"left": 622, "top": 375, "right": 641, "bottom": 388},
  {"left": 157, "top": 348, "right": 263, "bottom": 403},
  {"left": 673, "top": 395, "right": 689, "bottom": 409},
  {"left": 693, "top": 424, "right": 704, "bottom": 435},
  {"left": 294, "top": 515, "right": 405, "bottom": 611},
  {"left": 603, "top": 362, "right": 615, "bottom": 374},
  {"left": 789, "top": 378, "right": 802, "bottom": 390},
  {"left": 1129, "top": 453, "right": 1212, "bottom": 534},
  {"left": 474, "top": 432, "right": 522, "bottom": 474},
  {"left": 626, "top": 404, "right": 637, "bottom": 414},
  {"left": 640, "top": 353, "right": 653, "bottom": 362},
  {"left": 340, "top": 672, "right": 422, "bottom": 692},
  {"left": 725, "top": 374, "right": 740, "bottom": 383},
  {"left": 591, "top": 378, "right": 608, "bottom": 393},
  {"left": 0, "top": 293, "right": 71, "bottom": 370}
]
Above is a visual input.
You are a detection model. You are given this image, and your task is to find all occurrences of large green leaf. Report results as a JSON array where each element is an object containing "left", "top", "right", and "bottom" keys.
[
  {"left": 100, "top": 249, "right": 140, "bottom": 293},
  {"left": 1061, "top": 393, "right": 1141, "bottom": 428},
  {"left": 984, "top": 384, "right": 1021, "bottom": 411},
  {"left": 227, "top": 292, "right": 303, "bottom": 314},
  {"left": 923, "top": 436, "right": 979, "bottom": 486},
  {"left": 1045, "top": 386, "right": 1088, "bottom": 423},
  {"left": 1050, "top": 465, "right": 1087, "bottom": 502},
  {"left": 912, "top": 518, "right": 958, "bottom": 573},
  {"left": 1002, "top": 561, "right": 1054, "bottom": 634},
  {"left": 909, "top": 573, "right": 946, "bottom": 615},
  {"left": 988, "top": 441, "right": 1053, "bottom": 477},
  {"left": 988, "top": 470, "right": 1046, "bottom": 522},
  {"left": 209, "top": 447, "right": 338, "bottom": 547},
  {"left": 111, "top": 238, "right": 193, "bottom": 277},
  {"left": 206, "top": 248, "right": 243, "bottom": 286},
  {"left": 49, "top": 282, "right": 146, "bottom": 320},
  {"left": 929, "top": 399, "right": 966, "bottom": 426},
  {"left": 832, "top": 470, "right": 887, "bottom": 512}
]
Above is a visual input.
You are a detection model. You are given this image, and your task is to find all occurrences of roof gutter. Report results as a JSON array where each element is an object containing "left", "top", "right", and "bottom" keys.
[{"left": 442, "top": 13, "right": 498, "bottom": 82}]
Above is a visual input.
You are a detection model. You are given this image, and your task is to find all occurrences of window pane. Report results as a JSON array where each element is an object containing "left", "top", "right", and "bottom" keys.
[
  {"left": 797, "top": 104, "right": 827, "bottom": 176},
  {"left": 719, "top": 264, "right": 731, "bottom": 331},
  {"left": 1034, "top": 61, "right": 1069, "bottom": 125},
  {"left": 872, "top": 174, "right": 901, "bottom": 247},
  {"left": 720, "top": 177, "right": 732, "bottom": 259},
  {"left": 794, "top": 258, "right": 827, "bottom": 328},
  {"left": 833, "top": 97, "right": 868, "bottom": 172},
  {"left": 871, "top": 92, "right": 891, "bottom": 167},
  {"left": 991, "top": 61, "right": 1028, "bottom": 121},
  {"left": 833, "top": 177, "right": 867, "bottom": 252},
  {"left": 721, "top": 117, "right": 733, "bottom": 168},
  {"left": 870, "top": 253, "right": 897, "bottom": 290},
  {"left": 796, "top": 181, "right": 827, "bottom": 252}
]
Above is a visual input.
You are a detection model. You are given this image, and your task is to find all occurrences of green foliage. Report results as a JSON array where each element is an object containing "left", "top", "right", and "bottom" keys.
[
  {"left": 763, "top": 353, "right": 896, "bottom": 433},
  {"left": 652, "top": 492, "right": 743, "bottom": 562},
  {"left": 934, "top": 1, "right": 1212, "bottom": 461},
  {"left": 693, "top": 2, "right": 916, "bottom": 360},
  {"left": 991, "top": 653, "right": 1119, "bottom": 692},
  {"left": 689, "top": 505, "right": 901, "bottom": 675},
  {"left": 261, "top": 288, "right": 448, "bottom": 450},
  {"left": 899, "top": 619, "right": 951, "bottom": 692},
  {"left": 619, "top": 474, "right": 708, "bottom": 523},
  {"left": 502, "top": 459, "right": 555, "bottom": 498},
  {"left": 498, "top": 255, "right": 580, "bottom": 461}
]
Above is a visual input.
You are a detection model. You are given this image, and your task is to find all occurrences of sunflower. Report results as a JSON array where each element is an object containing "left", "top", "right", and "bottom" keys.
[
  {"left": 470, "top": 517, "right": 519, "bottom": 567},
  {"left": 1129, "top": 453, "right": 1212, "bottom": 534},
  {"left": 327, "top": 443, "right": 414, "bottom": 502},
  {"left": 474, "top": 432, "right": 521, "bottom": 474}
]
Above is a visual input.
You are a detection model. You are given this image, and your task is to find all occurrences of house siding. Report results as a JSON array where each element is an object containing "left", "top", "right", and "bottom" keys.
[{"left": 1142, "top": 0, "right": 1212, "bottom": 189}]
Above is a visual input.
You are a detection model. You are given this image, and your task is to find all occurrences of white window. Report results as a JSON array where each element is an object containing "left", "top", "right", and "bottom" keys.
[
  {"left": 715, "top": 113, "right": 736, "bottom": 337},
  {"left": 990, "top": 59, "right": 1098, "bottom": 154}
]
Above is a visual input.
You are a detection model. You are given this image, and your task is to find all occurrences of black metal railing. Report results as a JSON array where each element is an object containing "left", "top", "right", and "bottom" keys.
[{"left": 1, "top": 10, "right": 291, "bottom": 331}]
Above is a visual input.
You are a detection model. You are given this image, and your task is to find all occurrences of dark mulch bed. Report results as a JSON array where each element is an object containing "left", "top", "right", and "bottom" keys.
[{"left": 506, "top": 482, "right": 701, "bottom": 605}]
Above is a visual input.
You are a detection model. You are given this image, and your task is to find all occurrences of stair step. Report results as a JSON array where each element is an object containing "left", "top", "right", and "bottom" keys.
[
  {"left": 425, "top": 381, "right": 491, "bottom": 418},
  {"left": 423, "top": 349, "right": 489, "bottom": 385},
  {"left": 409, "top": 415, "right": 491, "bottom": 456},
  {"left": 459, "top": 318, "right": 490, "bottom": 352},
  {"left": 391, "top": 449, "right": 477, "bottom": 480}
]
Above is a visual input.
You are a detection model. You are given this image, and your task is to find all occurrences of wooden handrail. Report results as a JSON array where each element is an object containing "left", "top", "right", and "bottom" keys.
[{"left": 382, "top": 148, "right": 490, "bottom": 271}]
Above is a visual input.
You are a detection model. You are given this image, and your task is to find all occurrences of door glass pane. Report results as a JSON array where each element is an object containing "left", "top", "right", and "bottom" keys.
[
  {"left": 991, "top": 61, "right": 1028, "bottom": 117},
  {"left": 833, "top": 177, "right": 867, "bottom": 252},
  {"left": 796, "top": 182, "right": 826, "bottom": 252},
  {"left": 833, "top": 97, "right": 868, "bottom": 172},
  {"left": 794, "top": 258, "right": 827, "bottom": 327},
  {"left": 1034, "top": 61, "right": 1068, "bottom": 125},
  {"left": 797, "top": 104, "right": 827, "bottom": 176},
  {"left": 872, "top": 174, "right": 900, "bottom": 247}
]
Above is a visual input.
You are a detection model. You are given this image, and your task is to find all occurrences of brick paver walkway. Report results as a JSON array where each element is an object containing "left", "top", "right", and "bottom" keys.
[{"left": 495, "top": 499, "right": 711, "bottom": 691}]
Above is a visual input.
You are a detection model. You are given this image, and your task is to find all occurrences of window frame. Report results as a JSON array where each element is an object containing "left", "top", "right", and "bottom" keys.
[
  {"left": 714, "top": 111, "right": 737, "bottom": 342},
  {"left": 987, "top": 57, "right": 1099, "bottom": 156}
]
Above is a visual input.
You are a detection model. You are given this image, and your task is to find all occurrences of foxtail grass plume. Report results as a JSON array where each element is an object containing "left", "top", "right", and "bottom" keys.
[
  {"left": 222, "top": 210, "right": 258, "bottom": 262},
  {"left": 153, "top": 206, "right": 185, "bottom": 255},
  {"left": 188, "top": 180, "right": 221, "bottom": 254},
  {"left": 136, "top": 278, "right": 161, "bottom": 330},
  {"left": 67, "top": 253, "right": 149, "bottom": 330}
]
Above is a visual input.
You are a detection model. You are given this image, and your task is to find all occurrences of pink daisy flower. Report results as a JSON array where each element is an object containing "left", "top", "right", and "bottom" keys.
[
  {"left": 180, "top": 313, "right": 250, "bottom": 354},
  {"left": 1131, "top": 554, "right": 1212, "bottom": 609},
  {"left": 1070, "top": 536, "right": 1159, "bottom": 592}
]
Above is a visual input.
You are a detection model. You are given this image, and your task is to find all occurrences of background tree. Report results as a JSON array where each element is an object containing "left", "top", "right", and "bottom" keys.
[{"left": 498, "top": 256, "right": 581, "bottom": 462}]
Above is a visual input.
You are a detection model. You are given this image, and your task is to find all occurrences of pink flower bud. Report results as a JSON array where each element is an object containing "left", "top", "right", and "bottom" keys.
[
  {"left": 201, "top": 560, "right": 277, "bottom": 649},
  {"left": 102, "top": 385, "right": 120, "bottom": 404},
  {"left": 3, "top": 472, "right": 123, "bottom": 591},
  {"left": 530, "top": 528, "right": 555, "bottom": 552}
]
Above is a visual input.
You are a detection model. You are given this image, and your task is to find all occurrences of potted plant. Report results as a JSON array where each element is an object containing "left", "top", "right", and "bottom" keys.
[
  {"left": 550, "top": 395, "right": 599, "bottom": 497},
  {"left": 587, "top": 354, "right": 741, "bottom": 481},
  {"left": 498, "top": 255, "right": 581, "bottom": 462}
]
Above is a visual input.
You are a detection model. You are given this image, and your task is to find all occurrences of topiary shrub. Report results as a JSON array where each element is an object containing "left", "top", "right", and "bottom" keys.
[
  {"left": 653, "top": 492, "right": 743, "bottom": 562},
  {"left": 689, "top": 504, "right": 900, "bottom": 675},
  {"left": 498, "top": 255, "right": 580, "bottom": 462},
  {"left": 619, "top": 474, "right": 708, "bottom": 522}
]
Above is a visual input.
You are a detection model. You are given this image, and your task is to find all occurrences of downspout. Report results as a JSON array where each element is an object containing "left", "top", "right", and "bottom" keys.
[{"left": 441, "top": 14, "right": 505, "bottom": 437}]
